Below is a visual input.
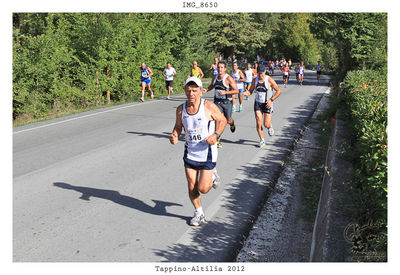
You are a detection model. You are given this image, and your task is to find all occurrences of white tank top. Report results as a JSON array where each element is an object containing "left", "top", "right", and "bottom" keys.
[
  {"left": 231, "top": 70, "right": 244, "bottom": 89},
  {"left": 244, "top": 69, "right": 253, "bottom": 83},
  {"left": 182, "top": 99, "right": 217, "bottom": 162}
]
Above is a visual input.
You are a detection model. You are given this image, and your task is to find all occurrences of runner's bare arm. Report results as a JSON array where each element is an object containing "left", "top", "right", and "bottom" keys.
[
  {"left": 199, "top": 68, "right": 204, "bottom": 79},
  {"left": 239, "top": 71, "right": 246, "bottom": 83},
  {"left": 242, "top": 78, "right": 256, "bottom": 96},
  {"left": 147, "top": 67, "right": 153, "bottom": 78},
  {"left": 220, "top": 75, "right": 239, "bottom": 95},
  {"left": 204, "top": 101, "right": 227, "bottom": 145},
  {"left": 267, "top": 77, "right": 282, "bottom": 108},
  {"left": 170, "top": 105, "right": 183, "bottom": 145}
]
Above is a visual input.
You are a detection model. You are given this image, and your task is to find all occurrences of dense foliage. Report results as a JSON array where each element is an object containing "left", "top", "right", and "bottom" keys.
[
  {"left": 310, "top": 13, "right": 387, "bottom": 77},
  {"left": 13, "top": 13, "right": 215, "bottom": 121},
  {"left": 343, "top": 70, "right": 387, "bottom": 223},
  {"left": 13, "top": 13, "right": 387, "bottom": 122}
]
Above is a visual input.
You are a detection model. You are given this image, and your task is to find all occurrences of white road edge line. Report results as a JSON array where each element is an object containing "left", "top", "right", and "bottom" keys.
[{"left": 13, "top": 99, "right": 157, "bottom": 135}]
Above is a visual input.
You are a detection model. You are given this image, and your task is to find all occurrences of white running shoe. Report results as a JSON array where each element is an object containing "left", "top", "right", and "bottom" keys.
[
  {"left": 259, "top": 140, "right": 266, "bottom": 148},
  {"left": 212, "top": 169, "right": 221, "bottom": 189},
  {"left": 268, "top": 127, "right": 275, "bottom": 136},
  {"left": 190, "top": 213, "right": 206, "bottom": 226}
]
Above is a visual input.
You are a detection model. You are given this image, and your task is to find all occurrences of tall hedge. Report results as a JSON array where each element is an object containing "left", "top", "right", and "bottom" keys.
[{"left": 343, "top": 70, "right": 387, "bottom": 224}]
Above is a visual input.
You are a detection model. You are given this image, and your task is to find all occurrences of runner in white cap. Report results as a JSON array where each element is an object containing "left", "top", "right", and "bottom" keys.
[{"left": 170, "top": 77, "right": 227, "bottom": 226}]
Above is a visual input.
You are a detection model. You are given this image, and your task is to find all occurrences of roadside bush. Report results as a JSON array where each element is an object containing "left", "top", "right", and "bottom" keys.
[{"left": 342, "top": 69, "right": 387, "bottom": 228}]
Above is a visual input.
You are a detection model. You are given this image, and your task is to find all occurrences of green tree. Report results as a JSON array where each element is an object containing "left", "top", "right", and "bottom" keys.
[
  {"left": 310, "top": 13, "right": 387, "bottom": 76},
  {"left": 274, "top": 13, "right": 320, "bottom": 63},
  {"left": 250, "top": 13, "right": 281, "bottom": 60},
  {"left": 207, "top": 13, "right": 265, "bottom": 61}
]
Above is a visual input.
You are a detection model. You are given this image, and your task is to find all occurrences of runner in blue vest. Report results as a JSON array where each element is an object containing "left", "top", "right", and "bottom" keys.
[
  {"left": 140, "top": 62, "right": 154, "bottom": 102},
  {"left": 316, "top": 61, "right": 322, "bottom": 83},
  {"left": 208, "top": 57, "right": 219, "bottom": 77}
]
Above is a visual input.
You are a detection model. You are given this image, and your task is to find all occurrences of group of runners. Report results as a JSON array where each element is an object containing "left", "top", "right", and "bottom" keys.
[
  {"left": 140, "top": 58, "right": 321, "bottom": 102},
  {"left": 169, "top": 58, "right": 284, "bottom": 226},
  {"left": 140, "top": 60, "right": 205, "bottom": 102},
  {"left": 141, "top": 58, "right": 323, "bottom": 226},
  {"left": 266, "top": 58, "right": 292, "bottom": 75}
]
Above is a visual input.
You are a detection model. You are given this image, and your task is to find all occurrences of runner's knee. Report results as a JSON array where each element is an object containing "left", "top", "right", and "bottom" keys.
[{"left": 198, "top": 184, "right": 211, "bottom": 194}]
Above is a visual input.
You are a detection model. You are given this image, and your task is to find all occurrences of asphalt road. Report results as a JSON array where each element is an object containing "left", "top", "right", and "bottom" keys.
[{"left": 13, "top": 70, "right": 330, "bottom": 262}]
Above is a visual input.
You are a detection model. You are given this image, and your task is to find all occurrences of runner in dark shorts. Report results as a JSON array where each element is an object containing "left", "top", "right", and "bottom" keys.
[{"left": 205, "top": 61, "right": 239, "bottom": 148}]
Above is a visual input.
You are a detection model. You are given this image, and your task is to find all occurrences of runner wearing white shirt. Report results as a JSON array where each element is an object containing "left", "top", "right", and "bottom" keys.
[
  {"left": 163, "top": 62, "right": 177, "bottom": 99},
  {"left": 231, "top": 61, "right": 246, "bottom": 112},
  {"left": 170, "top": 77, "right": 227, "bottom": 226},
  {"left": 244, "top": 63, "right": 253, "bottom": 100}
]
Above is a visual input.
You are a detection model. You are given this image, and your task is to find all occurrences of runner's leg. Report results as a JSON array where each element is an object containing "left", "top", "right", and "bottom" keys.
[
  {"left": 141, "top": 82, "right": 146, "bottom": 100},
  {"left": 148, "top": 83, "right": 154, "bottom": 99},
  {"left": 264, "top": 113, "right": 272, "bottom": 129},
  {"left": 197, "top": 169, "right": 214, "bottom": 194},
  {"left": 185, "top": 168, "right": 201, "bottom": 209},
  {"left": 232, "top": 95, "right": 236, "bottom": 111},
  {"left": 255, "top": 110, "right": 264, "bottom": 140}
]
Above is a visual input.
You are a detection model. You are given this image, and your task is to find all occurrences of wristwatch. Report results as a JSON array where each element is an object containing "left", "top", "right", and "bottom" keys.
[{"left": 214, "top": 132, "right": 221, "bottom": 139}]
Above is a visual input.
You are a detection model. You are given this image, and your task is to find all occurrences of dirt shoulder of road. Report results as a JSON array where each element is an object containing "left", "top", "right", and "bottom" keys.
[{"left": 235, "top": 87, "right": 355, "bottom": 262}]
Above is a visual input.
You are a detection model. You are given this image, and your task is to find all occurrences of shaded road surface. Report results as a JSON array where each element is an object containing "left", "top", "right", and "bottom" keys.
[{"left": 13, "top": 71, "right": 330, "bottom": 261}]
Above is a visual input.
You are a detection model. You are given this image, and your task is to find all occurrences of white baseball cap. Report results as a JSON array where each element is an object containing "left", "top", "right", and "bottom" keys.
[{"left": 185, "top": 77, "right": 203, "bottom": 89}]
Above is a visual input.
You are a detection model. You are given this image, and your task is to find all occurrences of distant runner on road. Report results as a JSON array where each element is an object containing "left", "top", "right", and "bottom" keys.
[
  {"left": 208, "top": 57, "right": 219, "bottom": 77},
  {"left": 298, "top": 61, "right": 306, "bottom": 86},
  {"left": 140, "top": 62, "right": 154, "bottom": 102},
  {"left": 244, "top": 63, "right": 254, "bottom": 100},
  {"left": 243, "top": 64, "right": 282, "bottom": 148},
  {"left": 169, "top": 77, "right": 227, "bottom": 226},
  {"left": 206, "top": 61, "right": 239, "bottom": 148},
  {"left": 316, "top": 61, "right": 322, "bottom": 82},
  {"left": 231, "top": 61, "right": 246, "bottom": 112},
  {"left": 187, "top": 61, "right": 204, "bottom": 79},
  {"left": 163, "top": 62, "right": 177, "bottom": 100},
  {"left": 252, "top": 62, "right": 258, "bottom": 78},
  {"left": 282, "top": 63, "right": 290, "bottom": 88}
]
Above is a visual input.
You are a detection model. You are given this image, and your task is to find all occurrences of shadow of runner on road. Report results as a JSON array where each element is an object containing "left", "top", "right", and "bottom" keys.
[
  {"left": 126, "top": 131, "right": 259, "bottom": 148},
  {"left": 153, "top": 178, "right": 274, "bottom": 262},
  {"left": 53, "top": 182, "right": 190, "bottom": 223},
  {"left": 126, "top": 131, "right": 185, "bottom": 142}
]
